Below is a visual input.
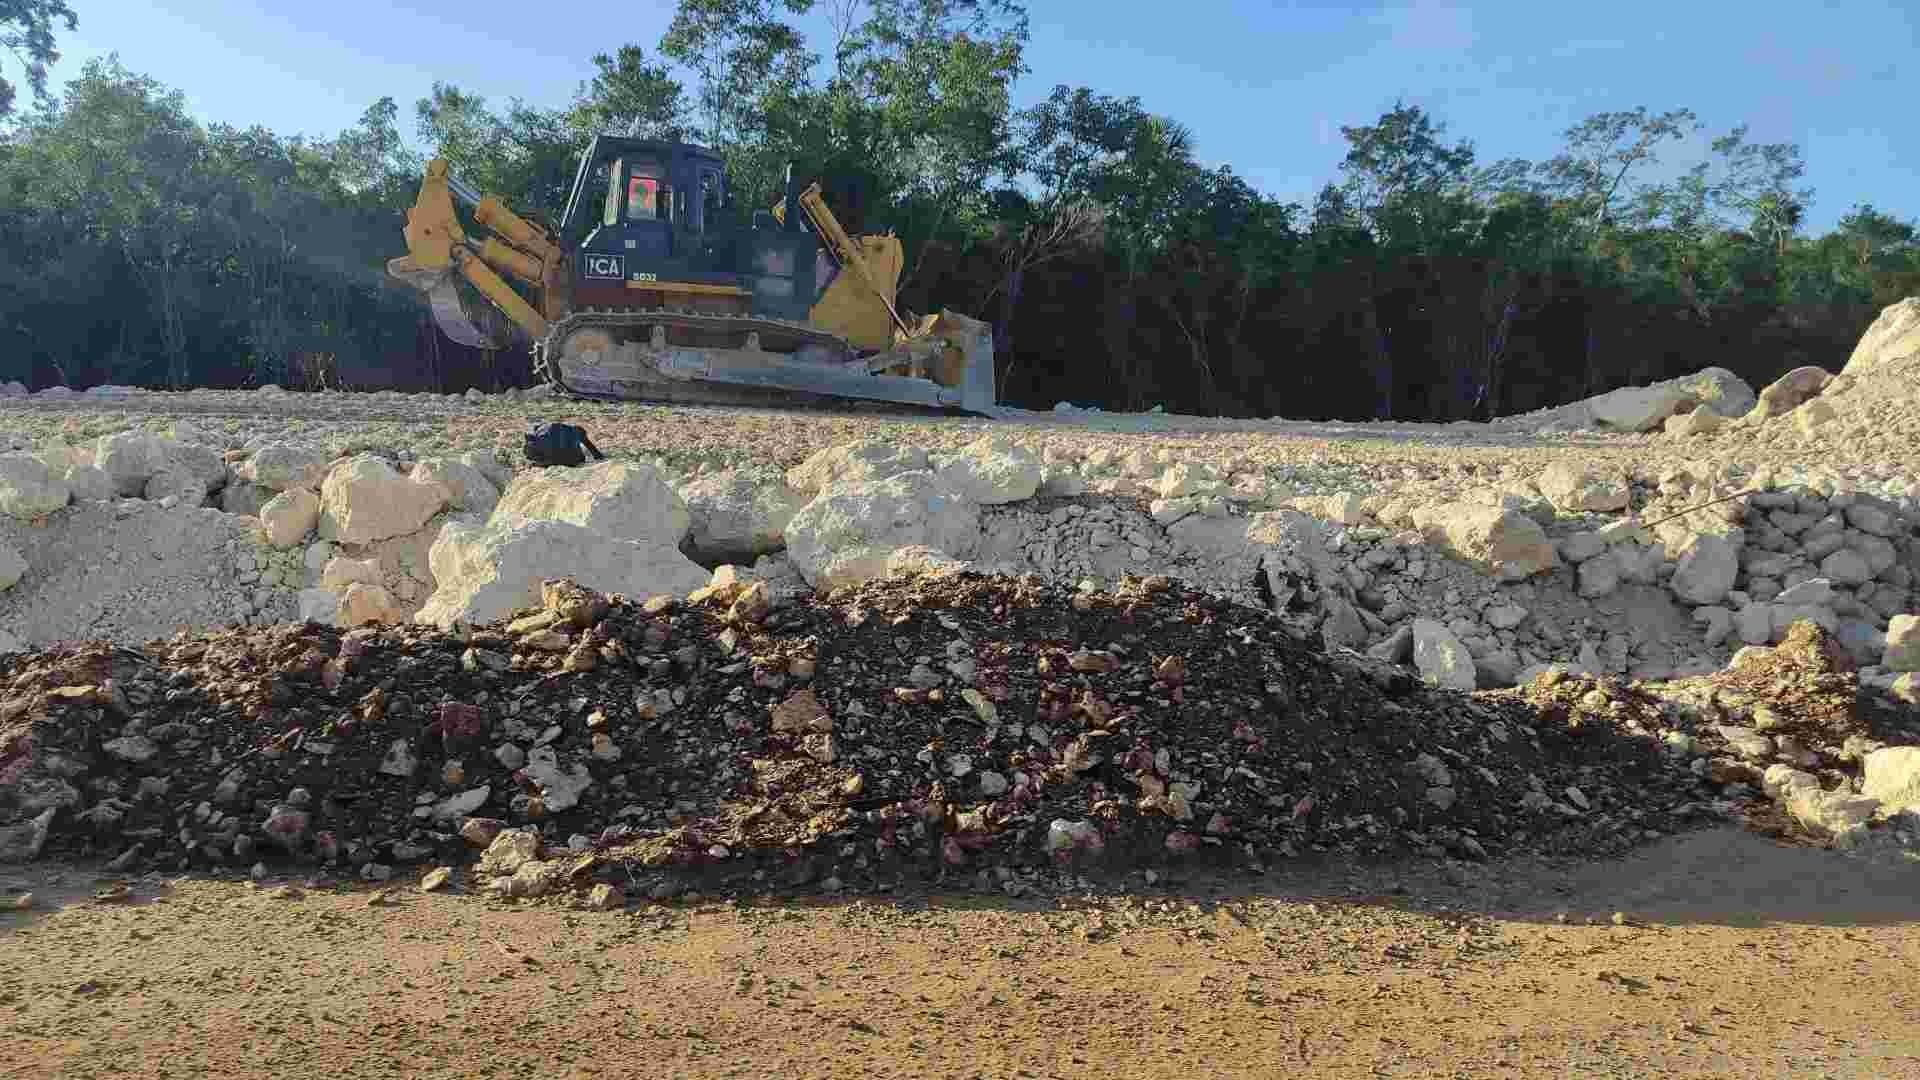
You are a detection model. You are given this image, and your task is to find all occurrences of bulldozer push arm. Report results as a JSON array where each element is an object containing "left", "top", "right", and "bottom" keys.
[
  {"left": 774, "top": 182, "right": 912, "bottom": 342},
  {"left": 386, "top": 159, "right": 565, "bottom": 346}
]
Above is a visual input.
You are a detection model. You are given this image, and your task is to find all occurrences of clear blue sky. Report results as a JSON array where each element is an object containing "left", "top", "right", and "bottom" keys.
[{"left": 36, "top": 0, "right": 1920, "bottom": 233}]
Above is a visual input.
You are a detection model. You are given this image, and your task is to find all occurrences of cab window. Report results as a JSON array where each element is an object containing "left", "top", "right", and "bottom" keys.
[
  {"left": 628, "top": 163, "right": 671, "bottom": 223},
  {"left": 601, "top": 158, "right": 623, "bottom": 228},
  {"left": 698, "top": 170, "right": 722, "bottom": 230}
]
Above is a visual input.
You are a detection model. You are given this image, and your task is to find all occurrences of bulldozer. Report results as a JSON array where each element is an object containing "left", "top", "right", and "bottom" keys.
[{"left": 385, "top": 136, "right": 996, "bottom": 413}]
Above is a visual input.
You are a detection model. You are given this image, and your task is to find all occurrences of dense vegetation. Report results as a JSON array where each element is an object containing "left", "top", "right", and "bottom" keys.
[{"left": 2, "top": 0, "right": 1917, "bottom": 419}]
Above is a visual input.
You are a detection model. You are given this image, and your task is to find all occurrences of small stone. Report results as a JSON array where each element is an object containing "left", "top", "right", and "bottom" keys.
[
  {"left": 960, "top": 688, "right": 998, "bottom": 724},
  {"left": 1067, "top": 650, "right": 1118, "bottom": 673},
  {"left": 378, "top": 739, "right": 419, "bottom": 778},
  {"left": 585, "top": 883, "right": 623, "bottom": 911},
  {"left": 420, "top": 867, "right": 453, "bottom": 892},
  {"left": 461, "top": 817, "right": 506, "bottom": 847}
]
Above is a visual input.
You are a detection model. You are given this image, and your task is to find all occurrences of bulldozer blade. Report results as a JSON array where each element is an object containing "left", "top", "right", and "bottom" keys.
[
  {"left": 927, "top": 309, "right": 996, "bottom": 413},
  {"left": 385, "top": 255, "right": 505, "bottom": 350}
]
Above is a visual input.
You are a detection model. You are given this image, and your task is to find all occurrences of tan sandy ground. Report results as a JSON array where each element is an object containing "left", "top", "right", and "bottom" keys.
[{"left": 5, "top": 827, "right": 1919, "bottom": 1080}]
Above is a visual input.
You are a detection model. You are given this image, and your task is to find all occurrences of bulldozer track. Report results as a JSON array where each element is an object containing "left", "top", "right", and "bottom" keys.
[
  {"left": 531, "top": 306, "right": 961, "bottom": 416},
  {"left": 534, "top": 306, "right": 853, "bottom": 401}
]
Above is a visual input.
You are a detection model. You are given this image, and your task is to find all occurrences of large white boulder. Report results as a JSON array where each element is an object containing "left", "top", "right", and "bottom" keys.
[
  {"left": 1669, "top": 533, "right": 1740, "bottom": 606},
  {"left": 1410, "top": 504, "right": 1557, "bottom": 581},
  {"left": 319, "top": 555, "right": 382, "bottom": 591},
  {"left": 786, "top": 440, "right": 930, "bottom": 495},
  {"left": 1862, "top": 746, "right": 1920, "bottom": 814},
  {"left": 410, "top": 458, "right": 500, "bottom": 517},
  {"left": 1664, "top": 406, "right": 1726, "bottom": 438},
  {"left": 318, "top": 455, "right": 451, "bottom": 544},
  {"left": 92, "top": 431, "right": 166, "bottom": 497},
  {"left": 1885, "top": 614, "right": 1920, "bottom": 672},
  {"left": 679, "top": 469, "right": 803, "bottom": 564},
  {"left": 236, "top": 443, "right": 330, "bottom": 492},
  {"left": 0, "top": 453, "right": 70, "bottom": 518},
  {"left": 934, "top": 437, "right": 1043, "bottom": 504},
  {"left": 92, "top": 431, "right": 224, "bottom": 500},
  {"left": 337, "top": 582, "right": 409, "bottom": 626},
  {"left": 1786, "top": 787, "right": 1880, "bottom": 842},
  {"left": 32, "top": 447, "right": 113, "bottom": 503},
  {"left": 1586, "top": 384, "right": 1689, "bottom": 432},
  {"left": 1671, "top": 367, "right": 1758, "bottom": 418},
  {"left": 1747, "top": 366, "right": 1833, "bottom": 421},
  {"left": 1843, "top": 297, "right": 1920, "bottom": 377},
  {"left": 491, "top": 460, "right": 687, "bottom": 548},
  {"left": 1535, "top": 462, "right": 1630, "bottom": 513},
  {"left": 260, "top": 487, "right": 321, "bottom": 548},
  {"left": 154, "top": 441, "right": 226, "bottom": 497},
  {"left": 784, "top": 470, "right": 981, "bottom": 591},
  {"left": 415, "top": 518, "right": 709, "bottom": 628}
]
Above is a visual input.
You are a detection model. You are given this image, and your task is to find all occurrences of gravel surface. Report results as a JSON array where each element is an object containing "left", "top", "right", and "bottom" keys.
[
  {"left": 4, "top": 827, "right": 1919, "bottom": 1079},
  {"left": 1, "top": 355, "right": 1914, "bottom": 540},
  {"left": 0, "top": 364, "right": 1912, "bottom": 487}
]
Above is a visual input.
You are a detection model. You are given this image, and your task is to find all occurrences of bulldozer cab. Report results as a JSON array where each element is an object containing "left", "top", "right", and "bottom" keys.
[{"left": 561, "top": 137, "right": 820, "bottom": 323}]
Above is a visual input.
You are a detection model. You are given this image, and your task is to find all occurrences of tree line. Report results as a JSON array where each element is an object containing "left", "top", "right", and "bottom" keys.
[{"left": 2, "top": 0, "right": 1917, "bottom": 419}]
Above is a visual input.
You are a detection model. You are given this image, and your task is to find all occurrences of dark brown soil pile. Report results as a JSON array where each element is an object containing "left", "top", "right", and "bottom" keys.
[{"left": 0, "top": 572, "right": 1886, "bottom": 896}]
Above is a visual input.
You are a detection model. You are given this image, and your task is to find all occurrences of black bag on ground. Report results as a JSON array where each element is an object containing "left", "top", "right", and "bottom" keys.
[{"left": 524, "top": 422, "right": 605, "bottom": 467}]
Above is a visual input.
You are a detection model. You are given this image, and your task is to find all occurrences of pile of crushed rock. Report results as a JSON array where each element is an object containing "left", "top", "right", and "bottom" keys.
[{"left": 4, "top": 570, "right": 1917, "bottom": 904}]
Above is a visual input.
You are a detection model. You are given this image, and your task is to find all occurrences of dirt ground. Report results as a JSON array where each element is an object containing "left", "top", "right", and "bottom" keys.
[{"left": 5, "top": 827, "right": 1919, "bottom": 1080}]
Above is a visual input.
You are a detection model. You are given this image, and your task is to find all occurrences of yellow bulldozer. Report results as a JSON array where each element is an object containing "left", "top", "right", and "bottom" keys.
[{"left": 385, "top": 136, "right": 996, "bottom": 412}]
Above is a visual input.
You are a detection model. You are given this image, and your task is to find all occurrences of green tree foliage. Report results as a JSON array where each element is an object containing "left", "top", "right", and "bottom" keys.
[
  {"left": 1, "top": 56, "right": 425, "bottom": 389},
  {"left": 1536, "top": 107, "right": 1700, "bottom": 237},
  {"left": 0, "top": 0, "right": 76, "bottom": 117},
  {"left": 659, "top": 0, "right": 816, "bottom": 205},
  {"left": 566, "top": 46, "right": 686, "bottom": 141},
  {"left": 413, "top": 83, "right": 582, "bottom": 228},
  {"left": 1, "top": 3, "right": 1916, "bottom": 415}
]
